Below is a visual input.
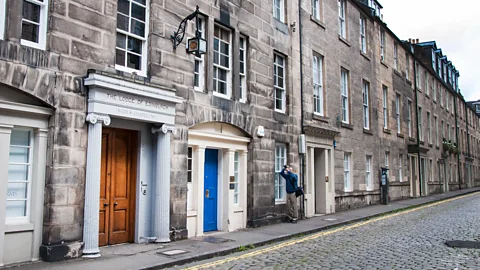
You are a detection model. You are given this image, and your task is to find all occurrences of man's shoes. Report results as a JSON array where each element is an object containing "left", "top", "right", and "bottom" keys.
[{"left": 290, "top": 219, "right": 297, "bottom": 224}]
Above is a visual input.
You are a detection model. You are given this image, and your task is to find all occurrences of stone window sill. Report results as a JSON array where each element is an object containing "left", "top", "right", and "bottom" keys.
[
  {"left": 397, "top": 133, "right": 405, "bottom": 138},
  {"left": 361, "top": 52, "right": 370, "bottom": 61},
  {"left": 310, "top": 16, "right": 326, "bottom": 29},
  {"left": 394, "top": 70, "right": 402, "bottom": 77},
  {"left": 436, "top": 146, "right": 440, "bottom": 150},
  {"left": 406, "top": 79, "right": 412, "bottom": 85},
  {"left": 381, "top": 61, "right": 388, "bottom": 69},
  {"left": 363, "top": 128, "right": 373, "bottom": 135},
  {"left": 341, "top": 122, "right": 354, "bottom": 130},
  {"left": 313, "top": 113, "right": 329, "bottom": 123},
  {"left": 420, "top": 141, "right": 425, "bottom": 145},
  {"left": 338, "top": 35, "right": 351, "bottom": 47},
  {"left": 383, "top": 128, "right": 391, "bottom": 134},
  {"left": 428, "top": 143, "right": 433, "bottom": 148},
  {"left": 409, "top": 137, "right": 416, "bottom": 142}
]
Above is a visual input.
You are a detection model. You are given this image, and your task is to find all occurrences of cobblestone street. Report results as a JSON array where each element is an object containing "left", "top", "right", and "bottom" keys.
[{"left": 178, "top": 193, "right": 480, "bottom": 270}]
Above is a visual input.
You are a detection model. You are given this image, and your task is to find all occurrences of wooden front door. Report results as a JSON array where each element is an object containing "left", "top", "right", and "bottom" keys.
[{"left": 99, "top": 128, "right": 137, "bottom": 246}]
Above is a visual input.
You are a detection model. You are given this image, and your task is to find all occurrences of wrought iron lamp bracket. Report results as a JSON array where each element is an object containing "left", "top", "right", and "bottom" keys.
[{"left": 171, "top": 6, "right": 201, "bottom": 50}]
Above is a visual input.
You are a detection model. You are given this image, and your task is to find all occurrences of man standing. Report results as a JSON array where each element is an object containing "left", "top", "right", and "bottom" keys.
[{"left": 280, "top": 165, "right": 298, "bottom": 223}]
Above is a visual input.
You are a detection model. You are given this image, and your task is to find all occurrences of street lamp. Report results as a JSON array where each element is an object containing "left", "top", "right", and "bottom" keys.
[{"left": 171, "top": 6, "right": 206, "bottom": 57}]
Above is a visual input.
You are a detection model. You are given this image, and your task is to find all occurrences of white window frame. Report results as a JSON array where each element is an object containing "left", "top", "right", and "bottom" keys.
[
  {"left": 380, "top": 29, "right": 385, "bottom": 62},
  {"left": 274, "top": 53, "right": 286, "bottom": 113},
  {"left": 366, "top": 156, "right": 373, "bottom": 191},
  {"left": 419, "top": 106, "right": 423, "bottom": 141},
  {"left": 396, "top": 94, "right": 401, "bottom": 134},
  {"left": 275, "top": 143, "right": 287, "bottom": 203},
  {"left": 194, "top": 18, "right": 206, "bottom": 92},
  {"left": 427, "top": 111, "right": 431, "bottom": 144},
  {"left": 399, "top": 154, "right": 403, "bottom": 182},
  {"left": 213, "top": 24, "right": 232, "bottom": 99},
  {"left": 313, "top": 54, "right": 324, "bottom": 116},
  {"left": 344, "top": 152, "right": 352, "bottom": 192},
  {"left": 406, "top": 54, "right": 410, "bottom": 80},
  {"left": 233, "top": 152, "right": 240, "bottom": 205},
  {"left": 415, "top": 63, "right": 420, "bottom": 89},
  {"left": 425, "top": 71, "right": 429, "bottom": 96},
  {"left": 362, "top": 80, "right": 370, "bottom": 130},
  {"left": 0, "top": 0, "right": 6, "bottom": 40},
  {"left": 360, "top": 17, "right": 366, "bottom": 54},
  {"left": 239, "top": 36, "right": 247, "bottom": 103},
  {"left": 273, "top": 0, "right": 285, "bottom": 22},
  {"left": 446, "top": 93, "right": 450, "bottom": 111},
  {"left": 338, "top": 0, "right": 346, "bottom": 39},
  {"left": 115, "top": 0, "right": 149, "bottom": 76},
  {"left": 408, "top": 99, "right": 412, "bottom": 137},
  {"left": 393, "top": 43, "right": 398, "bottom": 70},
  {"left": 341, "top": 69, "right": 349, "bottom": 123},
  {"left": 312, "top": 0, "right": 321, "bottom": 20},
  {"left": 433, "top": 80, "right": 437, "bottom": 101},
  {"left": 383, "top": 85, "right": 388, "bottom": 129},
  {"left": 435, "top": 115, "right": 439, "bottom": 147},
  {"left": 21, "top": 0, "right": 49, "bottom": 50},
  {"left": 432, "top": 50, "right": 436, "bottom": 71},
  {"left": 385, "top": 152, "right": 389, "bottom": 178},
  {"left": 6, "top": 128, "right": 34, "bottom": 224}
]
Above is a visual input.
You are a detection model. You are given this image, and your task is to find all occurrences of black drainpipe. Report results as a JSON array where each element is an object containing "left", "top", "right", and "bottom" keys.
[
  {"left": 413, "top": 54, "right": 423, "bottom": 196},
  {"left": 298, "top": 0, "right": 306, "bottom": 219},
  {"left": 465, "top": 98, "right": 470, "bottom": 186},
  {"left": 454, "top": 94, "right": 461, "bottom": 189}
]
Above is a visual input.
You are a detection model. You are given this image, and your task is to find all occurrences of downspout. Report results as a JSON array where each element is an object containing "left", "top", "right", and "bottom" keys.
[
  {"left": 298, "top": 0, "right": 306, "bottom": 219},
  {"left": 413, "top": 54, "right": 423, "bottom": 196},
  {"left": 454, "top": 95, "right": 461, "bottom": 189}
]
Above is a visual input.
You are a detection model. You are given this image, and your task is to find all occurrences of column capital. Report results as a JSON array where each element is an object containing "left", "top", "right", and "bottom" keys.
[
  {"left": 152, "top": 124, "right": 176, "bottom": 135},
  {"left": 86, "top": 113, "right": 111, "bottom": 126}
]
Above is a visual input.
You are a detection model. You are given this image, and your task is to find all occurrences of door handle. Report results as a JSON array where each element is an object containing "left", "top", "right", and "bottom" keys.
[
  {"left": 205, "top": 189, "right": 209, "bottom": 198},
  {"left": 104, "top": 203, "right": 109, "bottom": 207},
  {"left": 114, "top": 202, "right": 118, "bottom": 206}
]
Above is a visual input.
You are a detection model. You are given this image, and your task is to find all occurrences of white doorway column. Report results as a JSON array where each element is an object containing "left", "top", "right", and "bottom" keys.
[
  {"left": 0, "top": 125, "right": 13, "bottom": 266},
  {"left": 83, "top": 113, "right": 111, "bottom": 258},
  {"left": 194, "top": 146, "right": 206, "bottom": 236},
  {"left": 152, "top": 124, "right": 176, "bottom": 243}
]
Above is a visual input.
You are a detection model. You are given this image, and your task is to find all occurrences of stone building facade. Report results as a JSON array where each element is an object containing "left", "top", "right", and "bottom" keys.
[{"left": 0, "top": 0, "right": 479, "bottom": 266}]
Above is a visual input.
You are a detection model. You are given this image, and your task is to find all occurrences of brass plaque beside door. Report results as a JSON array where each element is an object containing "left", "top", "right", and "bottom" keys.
[{"left": 99, "top": 128, "right": 138, "bottom": 246}]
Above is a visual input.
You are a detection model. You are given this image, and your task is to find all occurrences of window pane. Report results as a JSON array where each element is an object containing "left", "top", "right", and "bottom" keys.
[
  {"left": 220, "top": 55, "right": 229, "bottom": 68},
  {"left": 8, "top": 164, "right": 29, "bottom": 181},
  {"left": 6, "top": 200, "right": 27, "bottom": 218},
  {"left": 127, "top": 37, "right": 142, "bottom": 54},
  {"left": 21, "top": 22, "right": 39, "bottom": 43},
  {"left": 218, "top": 81, "right": 227, "bottom": 94},
  {"left": 7, "top": 183, "right": 28, "bottom": 200},
  {"left": 9, "top": 147, "right": 30, "bottom": 164},
  {"left": 11, "top": 130, "right": 31, "bottom": 146},
  {"left": 131, "top": 4, "right": 146, "bottom": 21},
  {"left": 22, "top": 1, "right": 40, "bottom": 23},
  {"left": 127, "top": 53, "right": 141, "bottom": 70},
  {"left": 117, "top": 14, "right": 129, "bottom": 32},
  {"left": 130, "top": 19, "right": 145, "bottom": 37},
  {"left": 118, "top": 0, "right": 130, "bottom": 15},
  {"left": 133, "top": 0, "right": 146, "bottom": 5},
  {"left": 116, "top": 49, "right": 126, "bottom": 66},
  {"left": 116, "top": 33, "right": 127, "bottom": 49}
]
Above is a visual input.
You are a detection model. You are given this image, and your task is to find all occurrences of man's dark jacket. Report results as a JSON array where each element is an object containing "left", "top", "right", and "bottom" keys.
[{"left": 280, "top": 168, "right": 298, "bottom": 194}]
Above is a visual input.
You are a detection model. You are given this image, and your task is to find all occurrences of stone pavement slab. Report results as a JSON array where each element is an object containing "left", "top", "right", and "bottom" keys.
[{"left": 4, "top": 187, "right": 479, "bottom": 270}]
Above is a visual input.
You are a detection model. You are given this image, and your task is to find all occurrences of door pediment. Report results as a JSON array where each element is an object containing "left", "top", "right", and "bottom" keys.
[{"left": 85, "top": 71, "right": 183, "bottom": 125}]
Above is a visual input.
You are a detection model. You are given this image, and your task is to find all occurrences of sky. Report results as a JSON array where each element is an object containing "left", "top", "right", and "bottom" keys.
[{"left": 381, "top": 0, "right": 480, "bottom": 101}]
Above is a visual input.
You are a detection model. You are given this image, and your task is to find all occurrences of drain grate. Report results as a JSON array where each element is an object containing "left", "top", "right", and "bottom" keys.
[
  {"left": 445, "top": 240, "right": 480, "bottom": 249},
  {"left": 202, "top": 236, "right": 233, "bottom": 243}
]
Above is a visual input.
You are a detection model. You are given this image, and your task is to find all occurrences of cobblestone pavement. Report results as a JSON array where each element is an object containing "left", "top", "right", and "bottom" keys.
[{"left": 175, "top": 193, "right": 480, "bottom": 270}]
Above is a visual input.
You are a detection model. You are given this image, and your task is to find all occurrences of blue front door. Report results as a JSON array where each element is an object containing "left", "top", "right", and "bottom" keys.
[{"left": 204, "top": 149, "right": 218, "bottom": 232}]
